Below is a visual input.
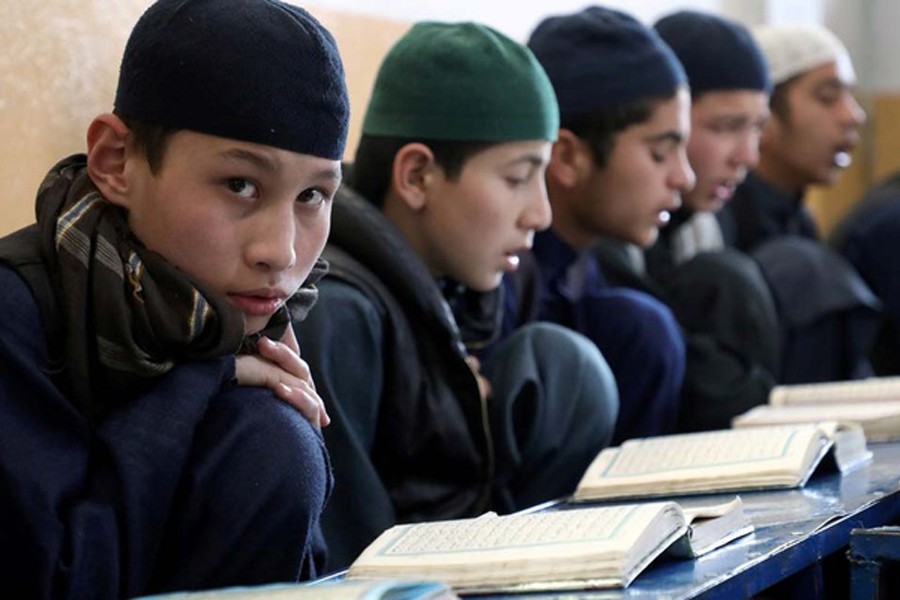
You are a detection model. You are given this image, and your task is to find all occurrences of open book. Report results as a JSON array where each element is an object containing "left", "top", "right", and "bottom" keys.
[
  {"left": 572, "top": 423, "right": 871, "bottom": 503},
  {"left": 347, "top": 498, "right": 750, "bottom": 593},
  {"left": 137, "top": 579, "right": 456, "bottom": 599},
  {"left": 733, "top": 377, "right": 900, "bottom": 441}
]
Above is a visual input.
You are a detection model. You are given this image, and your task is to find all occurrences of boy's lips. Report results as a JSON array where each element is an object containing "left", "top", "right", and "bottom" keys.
[{"left": 228, "top": 290, "right": 288, "bottom": 317}]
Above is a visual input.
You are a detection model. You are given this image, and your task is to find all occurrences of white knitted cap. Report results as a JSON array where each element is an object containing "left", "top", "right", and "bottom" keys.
[{"left": 752, "top": 24, "right": 856, "bottom": 85}]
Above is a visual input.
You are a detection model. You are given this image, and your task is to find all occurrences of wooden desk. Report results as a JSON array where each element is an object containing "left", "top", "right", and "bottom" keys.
[{"left": 481, "top": 441, "right": 900, "bottom": 599}]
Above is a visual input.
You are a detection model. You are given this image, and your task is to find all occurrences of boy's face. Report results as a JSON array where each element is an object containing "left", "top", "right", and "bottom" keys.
[
  {"left": 761, "top": 62, "right": 865, "bottom": 188},
  {"left": 121, "top": 130, "right": 341, "bottom": 335},
  {"left": 418, "top": 140, "right": 552, "bottom": 291},
  {"left": 684, "top": 89, "right": 769, "bottom": 213},
  {"left": 577, "top": 88, "right": 694, "bottom": 248}
]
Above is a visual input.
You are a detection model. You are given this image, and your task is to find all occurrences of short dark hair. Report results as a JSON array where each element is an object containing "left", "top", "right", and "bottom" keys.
[
  {"left": 768, "top": 76, "right": 799, "bottom": 123},
  {"left": 561, "top": 95, "right": 667, "bottom": 169},
  {"left": 350, "top": 135, "right": 497, "bottom": 206},
  {"left": 119, "top": 116, "right": 178, "bottom": 175}
]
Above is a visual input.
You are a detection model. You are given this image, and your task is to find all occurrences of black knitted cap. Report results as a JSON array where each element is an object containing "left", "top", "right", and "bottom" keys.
[{"left": 115, "top": 0, "right": 349, "bottom": 160}]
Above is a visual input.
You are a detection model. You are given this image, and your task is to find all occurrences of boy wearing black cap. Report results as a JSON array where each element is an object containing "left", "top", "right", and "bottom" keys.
[
  {"left": 593, "top": 10, "right": 783, "bottom": 431},
  {"left": 294, "top": 22, "right": 619, "bottom": 570},
  {"left": 512, "top": 6, "right": 691, "bottom": 444},
  {"left": 0, "top": 0, "right": 348, "bottom": 595}
]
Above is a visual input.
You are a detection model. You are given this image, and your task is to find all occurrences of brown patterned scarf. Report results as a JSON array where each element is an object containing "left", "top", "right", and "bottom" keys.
[{"left": 35, "top": 155, "right": 326, "bottom": 419}]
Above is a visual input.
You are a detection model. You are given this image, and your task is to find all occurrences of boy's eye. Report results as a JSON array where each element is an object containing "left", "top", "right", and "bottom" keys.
[
  {"left": 226, "top": 178, "right": 257, "bottom": 198},
  {"left": 297, "top": 188, "right": 329, "bottom": 206}
]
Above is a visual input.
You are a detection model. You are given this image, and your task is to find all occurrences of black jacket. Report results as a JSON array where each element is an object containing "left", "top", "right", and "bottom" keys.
[
  {"left": 596, "top": 233, "right": 781, "bottom": 432},
  {"left": 295, "top": 186, "right": 492, "bottom": 570}
]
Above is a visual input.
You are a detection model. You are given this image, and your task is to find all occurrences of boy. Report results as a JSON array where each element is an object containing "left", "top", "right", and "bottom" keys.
[
  {"left": 0, "top": 0, "right": 347, "bottom": 596},
  {"left": 294, "top": 22, "right": 619, "bottom": 570},
  {"left": 594, "top": 10, "right": 782, "bottom": 431},
  {"left": 832, "top": 172, "right": 900, "bottom": 375},
  {"left": 719, "top": 24, "right": 866, "bottom": 251},
  {"left": 717, "top": 24, "right": 880, "bottom": 383},
  {"left": 514, "top": 6, "right": 690, "bottom": 442}
]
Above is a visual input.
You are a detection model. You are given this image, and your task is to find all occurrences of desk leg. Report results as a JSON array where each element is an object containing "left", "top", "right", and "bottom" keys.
[{"left": 848, "top": 526, "right": 900, "bottom": 599}]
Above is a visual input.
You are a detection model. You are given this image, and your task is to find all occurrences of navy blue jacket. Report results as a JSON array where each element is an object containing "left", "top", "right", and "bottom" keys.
[
  {"left": 503, "top": 229, "right": 685, "bottom": 443},
  {"left": 0, "top": 261, "right": 331, "bottom": 598}
]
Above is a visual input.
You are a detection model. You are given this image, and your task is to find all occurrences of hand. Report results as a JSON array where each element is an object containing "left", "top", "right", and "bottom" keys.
[
  {"left": 235, "top": 328, "right": 330, "bottom": 429},
  {"left": 465, "top": 354, "right": 492, "bottom": 402}
]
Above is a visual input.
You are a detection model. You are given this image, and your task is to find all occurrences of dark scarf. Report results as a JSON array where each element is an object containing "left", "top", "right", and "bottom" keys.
[{"left": 35, "top": 155, "right": 326, "bottom": 420}]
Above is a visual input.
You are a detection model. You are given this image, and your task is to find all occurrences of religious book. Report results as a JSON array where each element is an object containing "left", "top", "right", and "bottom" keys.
[
  {"left": 665, "top": 496, "right": 754, "bottom": 558},
  {"left": 732, "top": 377, "right": 900, "bottom": 441},
  {"left": 571, "top": 422, "right": 871, "bottom": 503},
  {"left": 346, "top": 498, "right": 751, "bottom": 593},
  {"left": 136, "top": 579, "right": 456, "bottom": 600}
]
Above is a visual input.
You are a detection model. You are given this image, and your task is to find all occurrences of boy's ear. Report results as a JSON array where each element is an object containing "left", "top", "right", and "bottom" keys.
[
  {"left": 86, "top": 113, "right": 133, "bottom": 208},
  {"left": 546, "top": 129, "right": 590, "bottom": 189},
  {"left": 390, "top": 143, "right": 437, "bottom": 211}
]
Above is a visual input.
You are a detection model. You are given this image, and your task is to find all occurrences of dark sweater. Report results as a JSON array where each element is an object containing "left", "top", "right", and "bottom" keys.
[{"left": 0, "top": 261, "right": 331, "bottom": 597}]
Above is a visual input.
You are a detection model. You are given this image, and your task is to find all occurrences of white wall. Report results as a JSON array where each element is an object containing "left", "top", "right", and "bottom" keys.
[
  {"left": 311, "top": 0, "right": 718, "bottom": 42},
  {"left": 306, "top": 0, "right": 900, "bottom": 96},
  {"left": 310, "top": 0, "right": 896, "bottom": 93}
]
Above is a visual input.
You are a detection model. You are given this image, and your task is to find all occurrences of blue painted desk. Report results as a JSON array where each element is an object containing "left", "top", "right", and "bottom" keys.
[{"left": 480, "top": 441, "right": 900, "bottom": 599}]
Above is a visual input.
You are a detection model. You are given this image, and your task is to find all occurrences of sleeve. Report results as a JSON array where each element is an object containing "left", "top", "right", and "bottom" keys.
[
  {"left": 0, "top": 265, "right": 331, "bottom": 596},
  {"left": 662, "top": 251, "right": 781, "bottom": 431},
  {"left": 0, "top": 265, "right": 232, "bottom": 598},
  {"left": 292, "top": 278, "right": 398, "bottom": 571}
]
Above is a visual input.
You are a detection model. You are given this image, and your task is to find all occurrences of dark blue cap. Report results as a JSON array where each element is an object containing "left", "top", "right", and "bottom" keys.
[
  {"left": 115, "top": 0, "right": 349, "bottom": 160},
  {"left": 528, "top": 6, "right": 687, "bottom": 119},
  {"left": 655, "top": 10, "right": 771, "bottom": 95}
]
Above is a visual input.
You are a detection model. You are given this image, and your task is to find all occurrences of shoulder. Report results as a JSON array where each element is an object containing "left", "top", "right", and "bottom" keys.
[
  {"left": 0, "top": 263, "right": 45, "bottom": 351},
  {"left": 297, "top": 277, "right": 388, "bottom": 354},
  {"left": 311, "top": 277, "right": 385, "bottom": 325}
]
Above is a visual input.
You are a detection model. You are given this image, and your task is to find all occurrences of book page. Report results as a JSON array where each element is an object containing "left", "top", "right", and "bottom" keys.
[
  {"left": 667, "top": 497, "right": 753, "bottom": 558},
  {"left": 679, "top": 496, "right": 745, "bottom": 523},
  {"left": 136, "top": 579, "right": 456, "bottom": 600},
  {"left": 357, "top": 504, "right": 663, "bottom": 561},
  {"left": 735, "top": 402, "right": 900, "bottom": 425},
  {"left": 734, "top": 403, "right": 900, "bottom": 442},
  {"left": 348, "top": 502, "right": 687, "bottom": 591},
  {"left": 770, "top": 376, "right": 900, "bottom": 406},
  {"left": 574, "top": 425, "right": 827, "bottom": 500}
]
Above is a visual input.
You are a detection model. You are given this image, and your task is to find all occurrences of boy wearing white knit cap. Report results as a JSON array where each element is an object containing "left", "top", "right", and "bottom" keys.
[
  {"left": 718, "top": 24, "right": 879, "bottom": 386},
  {"left": 720, "top": 24, "right": 865, "bottom": 250}
]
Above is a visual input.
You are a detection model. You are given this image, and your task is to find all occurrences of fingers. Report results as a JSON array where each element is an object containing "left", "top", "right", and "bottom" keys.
[
  {"left": 234, "top": 343, "right": 330, "bottom": 428},
  {"left": 275, "top": 379, "right": 331, "bottom": 428},
  {"left": 257, "top": 337, "right": 314, "bottom": 389}
]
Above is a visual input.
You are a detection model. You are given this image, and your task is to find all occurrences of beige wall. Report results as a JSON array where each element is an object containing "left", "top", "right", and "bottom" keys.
[
  {"left": 2, "top": 2, "right": 893, "bottom": 238},
  {"left": 0, "top": 2, "right": 409, "bottom": 236},
  {"left": 806, "top": 93, "right": 900, "bottom": 238}
]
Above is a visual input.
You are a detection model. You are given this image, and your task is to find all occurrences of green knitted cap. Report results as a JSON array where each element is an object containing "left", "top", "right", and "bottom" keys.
[{"left": 362, "top": 22, "right": 559, "bottom": 142}]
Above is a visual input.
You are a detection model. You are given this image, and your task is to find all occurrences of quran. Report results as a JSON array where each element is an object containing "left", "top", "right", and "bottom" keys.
[
  {"left": 733, "top": 377, "right": 900, "bottom": 441},
  {"left": 137, "top": 579, "right": 456, "bottom": 599},
  {"left": 571, "top": 423, "right": 870, "bottom": 503},
  {"left": 346, "top": 498, "right": 751, "bottom": 593}
]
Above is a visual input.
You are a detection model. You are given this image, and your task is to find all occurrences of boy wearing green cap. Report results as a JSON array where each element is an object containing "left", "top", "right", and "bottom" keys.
[
  {"left": 0, "top": 0, "right": 348, "bottom": 595},
  {"left": 294, "top": 21, "right": 619, "bottom": 570}
]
